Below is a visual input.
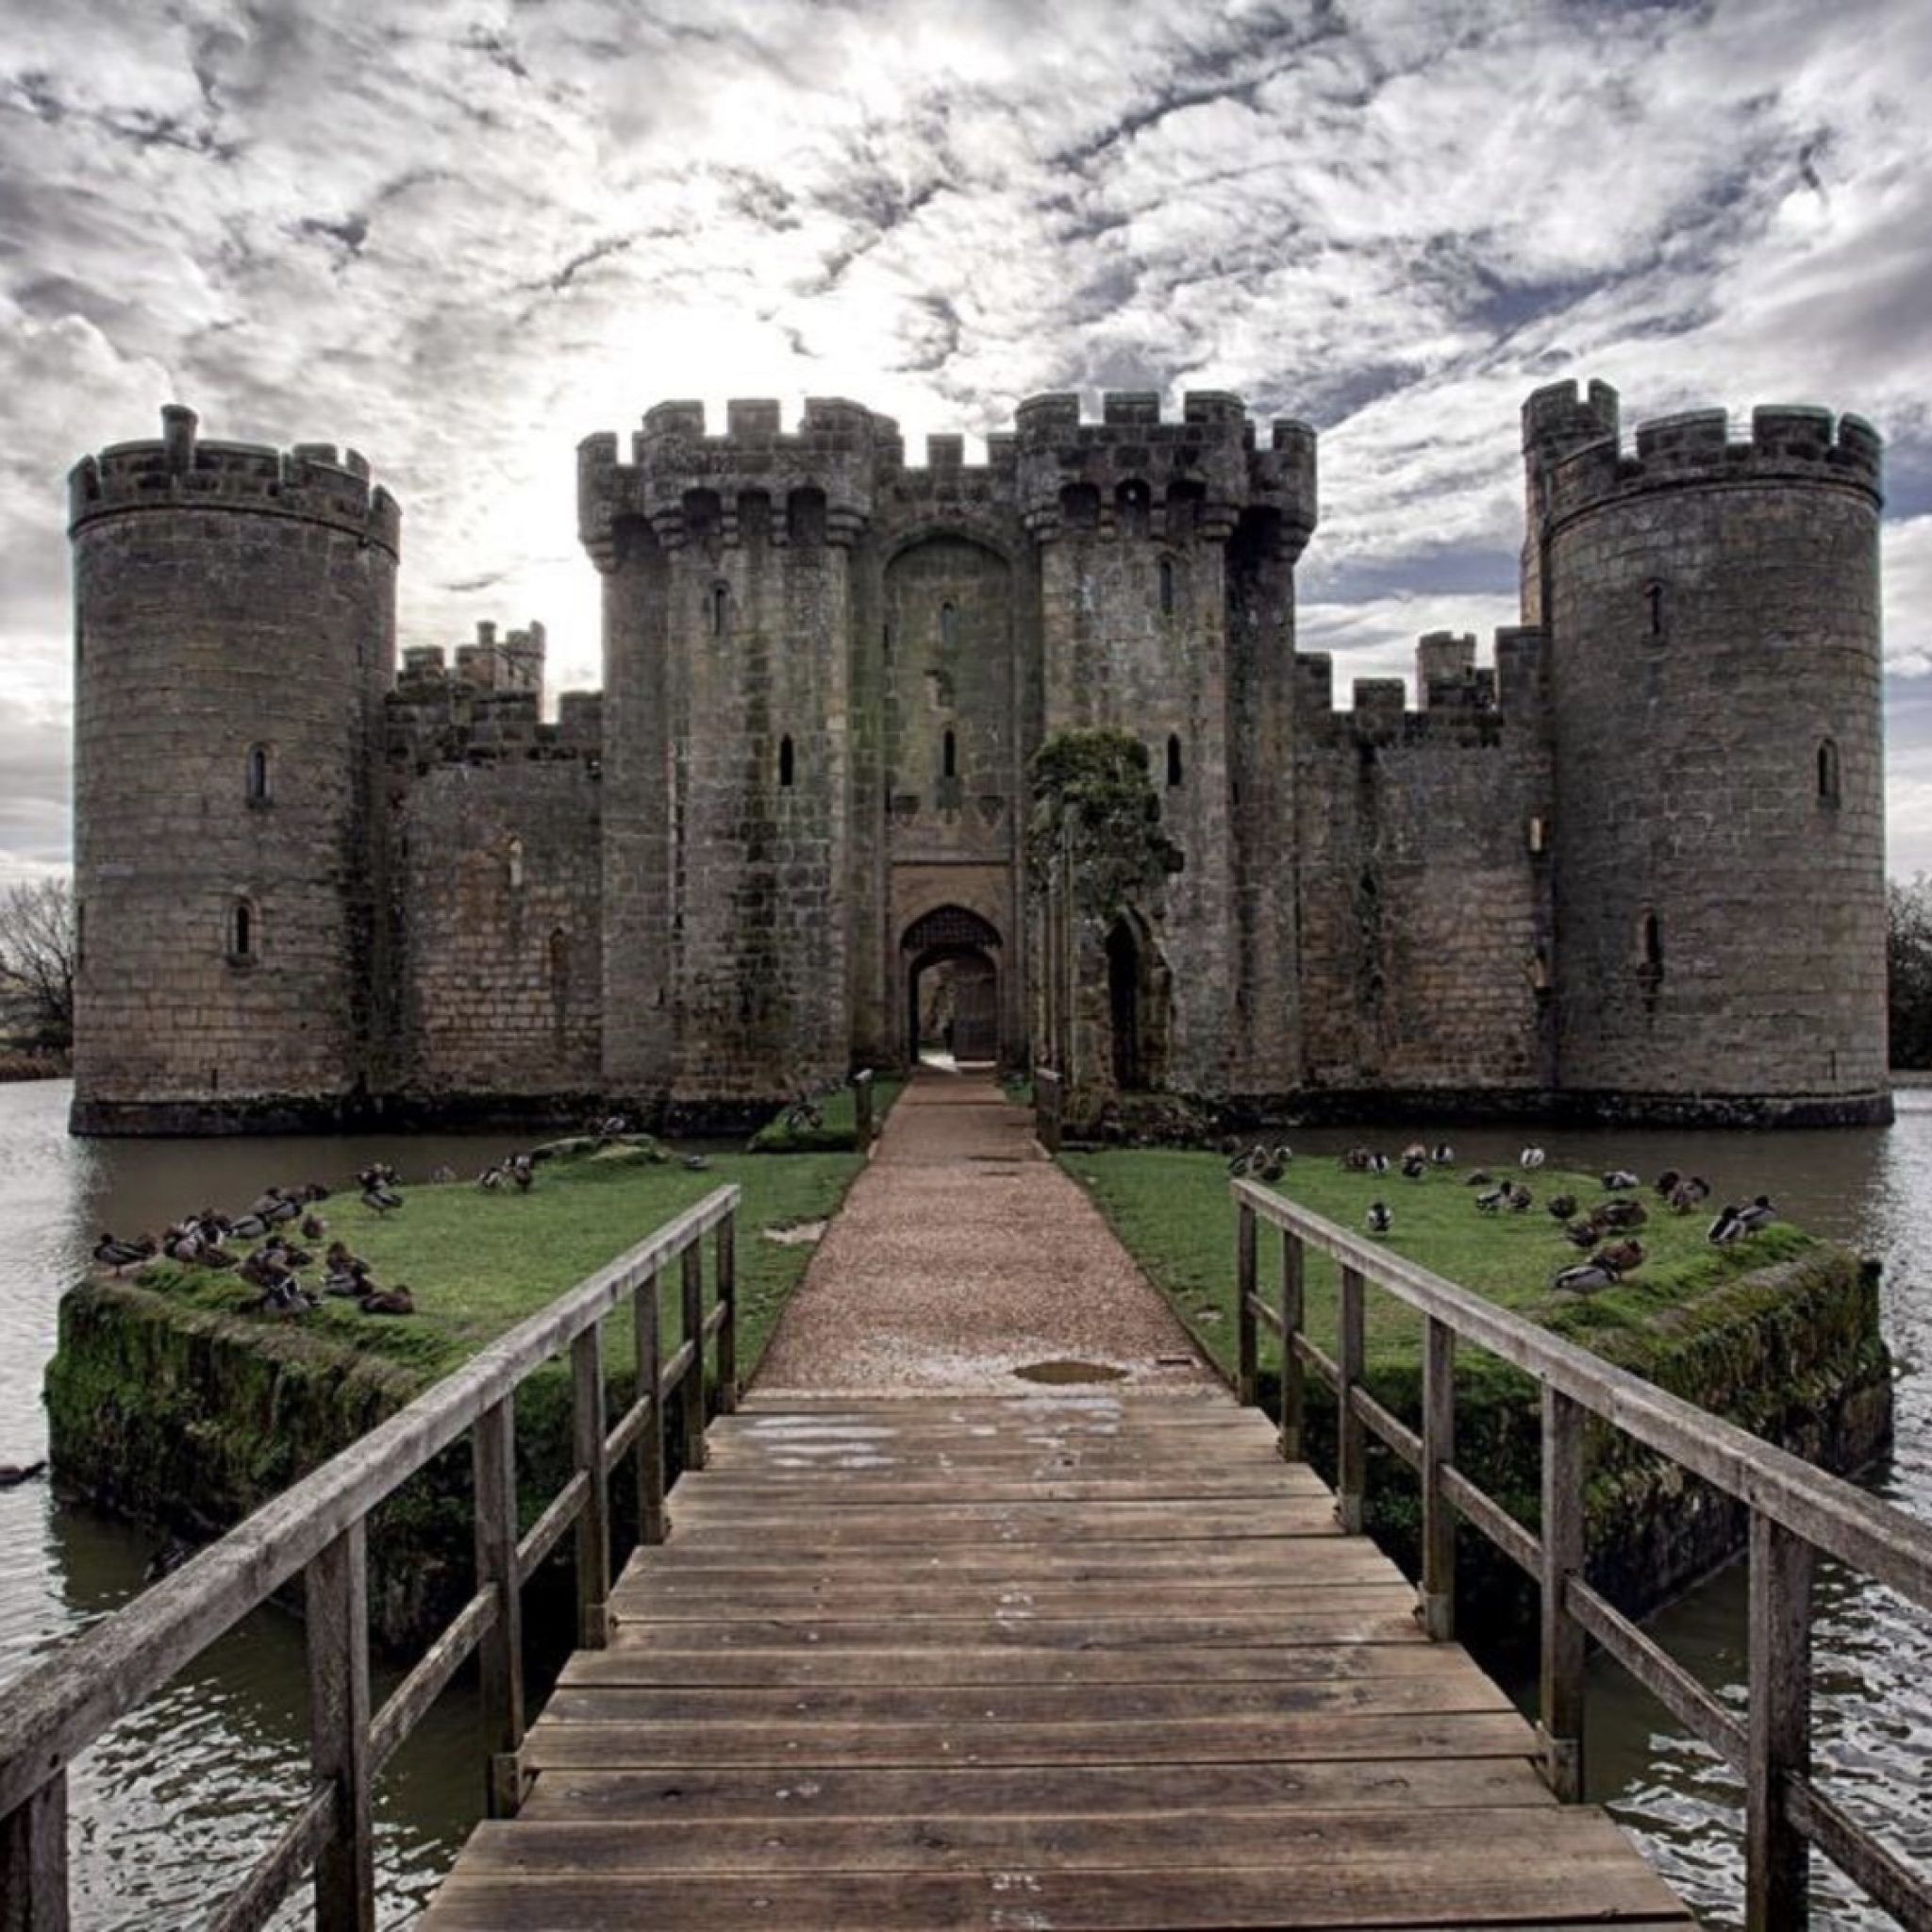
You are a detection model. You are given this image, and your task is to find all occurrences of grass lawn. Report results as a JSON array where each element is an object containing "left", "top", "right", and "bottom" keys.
[
  {"left": 129, "top": 1142, "right": 864, "bottom": 1389},
  {"left": 1067, "top": 1149, "right": 1814, "bottom": 1383},
  {"left": 747, "top": 1077, "right": 905, "bottom": 1152}
]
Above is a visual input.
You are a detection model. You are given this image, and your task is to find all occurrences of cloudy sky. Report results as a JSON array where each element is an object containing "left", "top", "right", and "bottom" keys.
[{"left": 4, "top": 0, "right": 1932, "bottom": 882}]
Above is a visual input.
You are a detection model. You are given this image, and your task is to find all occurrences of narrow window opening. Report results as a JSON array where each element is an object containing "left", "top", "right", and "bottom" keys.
[
  {"left": 779, "top": 735, "right": 795, "bottom": 788},
  {"left": 1643, "top": 580, "right": 1665, "bottom": 638},
  {"left": 548, "top": 926, "right": 569, "bottom": 999},
  {"left": 939, "top": 601, "right": 957, "bottom": 649},
  {"left": 1527, "top": 814, "right": 1546, "bottom": 855},
  {"left": 1166, "top": 734, "right": 1183, "bottom": 787},
  {"left": 1158, "top": 558, "right": 1175, "bottom": 615},
  {"left": 709, "top": 581, "right": 729, "bottom": 637},
  {"left": 1638, "top": 909, "right": 1664, "bottom": 990},
  {"left": 507, "top": 836, "right": 525, "bottom": 891},
  {"left": 1817, "top": 738, "right": 1841, "bottom": 806},
  {"left": 245, "top": 743, "right": 271, "bottom": 804},
  {"left": 230, "top": 898, "right": 256, "bottom": 961},
  {"left": 942, "top": 729, "right": 958, "bottom": 780}
]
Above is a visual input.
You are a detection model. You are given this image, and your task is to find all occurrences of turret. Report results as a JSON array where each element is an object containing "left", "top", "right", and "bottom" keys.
[
  {"left": 1533, "top": 386, "right": 1888, "bottom": 1121},
  {"left": 68, "top": 407, "right": 399, "bottom": 1130}
]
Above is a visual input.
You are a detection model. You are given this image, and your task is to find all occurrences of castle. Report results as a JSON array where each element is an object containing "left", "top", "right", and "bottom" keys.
[{"left": 66, "top": 378, "right": 1890, "bottom": 1133}]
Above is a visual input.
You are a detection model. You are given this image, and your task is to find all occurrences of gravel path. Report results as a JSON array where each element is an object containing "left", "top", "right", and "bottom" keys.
[{"left": 753, "top": 1070, "right": 1213, "bottom": 1395}]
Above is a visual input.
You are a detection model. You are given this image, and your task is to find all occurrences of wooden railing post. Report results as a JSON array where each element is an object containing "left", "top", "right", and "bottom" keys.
[
  {"left": 572, "top": 1324, "right": 610, "bottom": 1650},
  {"left": 1278, "top": 1230, "right": 1305, "bottom": 1463},
  {"left": 1747, "top": 1511, "right": 1816, "bottom": 1931},
  {"left": 1336, "top": 1264, "right": 1366, "bottom": 1534},
  {"left": 854, "top": 1069, "right": 874, "bottom": 1146},
  {"left": 472, "top": 1396, "right": 526, "bottom": 1817},
  {"left": 1420, "top": 1315, "right": 1457, "bottom": 1641},
  {"left": 0, "top": 1772, "right": 69, "bottom": 1932},
  {"left": 1035, "top": 1068, "right": 1062, "bottom": 1155},
  {"left": 1236, "top": 1201, "right": 1258, "bottom": 1407},
  {"left": 635, "top": 1266, "right": 667, "bottom": 1545},
  {"left": 1539, "top": 1386, "right": 1586, "bottom": 1802},
  {"left": 715, "top": 1211, "right": 738, "bottom": 1415},
  {"left": 306, "top": 1522, "right": 374, "bottom": 1932},
  {"left": 681, "top": 1241, "right": 708, "bottom": 1474}
]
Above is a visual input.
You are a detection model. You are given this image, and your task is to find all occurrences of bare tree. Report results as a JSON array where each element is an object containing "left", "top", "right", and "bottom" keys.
[{"left": 0, "top": 878, "right": 75, "bottom": 1049}]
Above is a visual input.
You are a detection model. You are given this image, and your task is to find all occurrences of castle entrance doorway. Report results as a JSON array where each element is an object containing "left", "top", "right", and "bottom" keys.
[{"left": 902, "top": 906, "right": 1002, "bottom": 1065}]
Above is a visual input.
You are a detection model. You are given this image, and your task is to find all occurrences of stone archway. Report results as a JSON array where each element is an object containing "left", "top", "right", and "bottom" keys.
[{"left": 902, "top": 906, "right": 1002, "bottom": 1064}]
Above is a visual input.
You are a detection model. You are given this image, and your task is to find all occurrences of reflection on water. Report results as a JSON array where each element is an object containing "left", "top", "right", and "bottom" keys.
[
  {"left": 1, "top": 1078, "right": 1928, "bottom": 1923},
  {"left": 0, "top": 1081, "right": 534, "bottom": 1927}
]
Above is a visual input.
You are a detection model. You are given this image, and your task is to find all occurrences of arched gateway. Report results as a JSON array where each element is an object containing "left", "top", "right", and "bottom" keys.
[{"left": 902, "top": 906, "right": 1001, "bottom": 1064}]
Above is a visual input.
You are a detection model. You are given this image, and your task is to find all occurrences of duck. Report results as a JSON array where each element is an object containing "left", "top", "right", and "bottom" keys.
[
  {"left": 509, "top": 1155, "right": 536, "bottom": 1192},
  {"left": 301, "top": 1182, "right": 331, "bottom": 1203},
  {"left": 358, "top": 1284, "right": 416, "bottom": 1316},
  {"left": 93, "top": 1233, "right": 156, "bottom": 1272},
  {"left": 299, "top": 1212, "right": 327, "bottom": 1241},
  {"left": 1592, "top": 1238, "right": 1645, "bottom": 1274},
  {"left": 1735, "top": 1195, "right": 1777, "bottom": 1233},
  {"left": 1707, "top": 1204, "right": 1746, "bottom": 1244},
  {"left": 1429, "top": 1143, "right": 1456, "bottom": 1166},
  {"left": 1507, "top": 1184, "right": 1534, "bottom": 1212},
  {"left": 1546, "top": 1194, "right": 1578, "bottom": 1222},
  {"left": 192, "top": 1243, "right": 238, "bottom": 1271},
  {"left": 1400, "top": 1153, "right": 1426, "bottom": 1181},
  {"left": 1401, "top": 1142, "right": 1428, "bottom": 1163},
  {"left": 1340, "top": 1146, "right": 1374, "bottom": 1173},
  {"left": 1562, "top": 1220, "right": 1602, "bottom": 1249},
  {"left": 1254, "top": 1145, "right": 1291, "bottom": 1185},
  {"left": 1553, "top": 1259, "right": 1620, "bottom": 1293},
  {"left": 1669, "top": 1175, "right": 1712, "bottom": 1212},
  {"left": 1602, "top": 1169, "right": 1642, "bottom": 1192},
  {"left": 143, "top": 1540, "right": 193, "bottom": 1582},
  {"left": 359, "top": 1182, "right": 403, "bottom": 1215},
  {"left": 477, "top": 1164, "right": 507, "bottom": 1191},
  {"left": 592, "top": 1113, "right": 631, "bottom": 1144},
  {"left": 682, "top": 1154, "right": 711, "bottom": 1172},
  {"left": 1655, "top": 1169, "right": 1682, "bottom": 1198},
  {"left": 427, "top": 1164, "right": 458, "bottom": 1186},
  {"left": 165, "top": 1229, "right": 204, "bottom": 1264},
  {"left": 1519, "top": 1146, "right": 1547, "bottom": 1170},
  {"left": 0, "top": 1459, "right": 47, "bottom": 1488},
  {"left": 1474, "top": 1182, "right": 1507, "bottom": 1214},
  {"left": 246, "top": 1188, "right": 290, "bottom": 1219},
  {"left": 1595, "top": 1198, "right": 1648, "bottom": 1229},
  {"left": 1364, "top": 1200, "right": 1393, "bottom": 1237},
  {"left": 1463, "top": 1170, "right": 1493, "bottom": 1188},
  {"left": 325, "top": 1241, "right": 370, "bottom": 1275},
  {"left": 226, "top": 1211, "right": 269, "bottom": 1242}
]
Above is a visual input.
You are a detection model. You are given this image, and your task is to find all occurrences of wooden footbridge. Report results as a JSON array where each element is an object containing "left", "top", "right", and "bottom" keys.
[{"left": 5, "top": 1158, "right": 1932, "bottom": 1929}]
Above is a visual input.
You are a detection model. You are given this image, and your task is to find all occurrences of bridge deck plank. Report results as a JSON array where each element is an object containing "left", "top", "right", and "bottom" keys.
[{"left": 420, "top": 1396, "right": 1694, "bottom": 1930}]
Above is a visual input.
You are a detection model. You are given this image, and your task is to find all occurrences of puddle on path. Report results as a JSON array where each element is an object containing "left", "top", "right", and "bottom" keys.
[{"left": 1011, "top": 1358, "right": 1129, "bottom": 1385}]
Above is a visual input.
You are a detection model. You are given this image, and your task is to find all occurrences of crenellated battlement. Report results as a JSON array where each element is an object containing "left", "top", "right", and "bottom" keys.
[
  {"left": 578, "top": 390, "right": 1319, "bottom": 565},
  {"left": 69, "top": 406, "right": 401, "bottom": 555},
  {"left": 1538, "top": 396, "right": 1882, "bottom": 528},
  {"left": 1012, "top": 390, "right": 1316, "bottom": 553},
  {"left": 1294, "top": 626, "right": 1546, "bottom": 747},
  {"left": 387, "top": 658, "right": 601, "bottom": 770}
]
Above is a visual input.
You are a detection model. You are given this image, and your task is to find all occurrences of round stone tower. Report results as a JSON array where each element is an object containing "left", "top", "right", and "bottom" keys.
[
  {"left": 1525, "top": 381, "right": 1888, "bottom": 1122},
  {"left": 69, "top": 405, "right": 400, "bottom": 1131}
]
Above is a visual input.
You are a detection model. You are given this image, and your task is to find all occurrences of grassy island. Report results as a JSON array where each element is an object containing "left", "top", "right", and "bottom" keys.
[
  {"left": 48, "top": 1142, "right": 865, "bottom": 1649},
  {"left": 1069, "top": 1148, "right": 1892, "bottom": 1639}
]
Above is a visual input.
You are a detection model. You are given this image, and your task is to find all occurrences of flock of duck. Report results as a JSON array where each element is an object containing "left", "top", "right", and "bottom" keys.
[
  {"left": 1227, "top": 1140, "right": 1780, "bottom": 1294},
  {"left": 90, "top": 1119, "right": 721, "bottom": 1324}
]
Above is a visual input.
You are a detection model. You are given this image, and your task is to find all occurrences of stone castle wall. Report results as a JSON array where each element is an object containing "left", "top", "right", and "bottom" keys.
[
  {"left": 69, "top": 408, "right": 398, "bottom": 1131},
  {"left": 67, "top": 380, "right": 1892, "bottom": 1131}
]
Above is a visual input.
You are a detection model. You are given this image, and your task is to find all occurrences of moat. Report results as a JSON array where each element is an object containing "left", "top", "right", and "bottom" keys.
[{"left": 2, "top": 1077, "right": 1928, "bottom": 1925}]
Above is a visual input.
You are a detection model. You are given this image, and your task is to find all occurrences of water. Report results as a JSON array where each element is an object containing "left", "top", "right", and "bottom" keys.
[{"left": 1, "top": 1079, "right": 1928, "bottom": 1924}]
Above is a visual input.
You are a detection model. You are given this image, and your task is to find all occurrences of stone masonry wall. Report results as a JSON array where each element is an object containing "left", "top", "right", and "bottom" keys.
[
  {"left": 1294, "top": 640, "right": 1553, "bottom": 1095},
  {"left": 1539, "top": 400, "right": 1887, "bottom": 1112},
  {"left": 70, "top": 414, "right": 396, "bottom": 1129}
]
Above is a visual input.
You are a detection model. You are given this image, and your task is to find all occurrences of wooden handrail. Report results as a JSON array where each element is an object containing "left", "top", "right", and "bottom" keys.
[
  {"left": 0, "top": 1184, "right": 741, "bottom": 1930},
  {"left": 1232, "top": 1178, "right": 1932, "bottom": 1932}
]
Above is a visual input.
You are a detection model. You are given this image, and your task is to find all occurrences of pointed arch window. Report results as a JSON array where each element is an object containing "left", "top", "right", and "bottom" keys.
[
  {"left": 245, "top": 743, "right": 272, "bottom": 806},
  {"left": 228, "top": 895, "right": 258, "bottom": 965},
  {"left": 1817, "top": 737, "right": 1841, "bottom": 807}
]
